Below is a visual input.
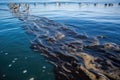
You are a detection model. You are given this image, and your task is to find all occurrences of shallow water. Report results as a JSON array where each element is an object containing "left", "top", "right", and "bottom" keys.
[{"left": 0, "top": 1, "right": 120, "bottom": 80}]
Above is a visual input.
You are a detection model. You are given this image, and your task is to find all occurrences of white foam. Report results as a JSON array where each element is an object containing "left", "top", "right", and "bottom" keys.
[
  {"left": 14, "top": 58, "right": 18, "bottom": 61},
  {"left": 12, "top": 60, "right": 15, "bottom": 63},
  {"left": 8, "top": 64, "right": 12, "bottom": 67},
  {"left": 29, "top": 77, "right": 34, "bottom": 80},
  {"left": 42, "top": 66, "right": 46, "bottom": 69},
  {"left": 2, "top": 74, "right": 6, "bottom": 77},
  {"left": 1, "top": 51, "right": 3, "bottom": 53},
  {"left": 25, "top": 57, "right": 28, "bottom": 59},
  {"left": 5, "top": 53, "right": 8, "bottom": 55},
  {"left": 42, "top": 70, "right": 45, "bottom": 72},
  {"left": 22, "top": 70, "right": 27, "bottom": 74}
]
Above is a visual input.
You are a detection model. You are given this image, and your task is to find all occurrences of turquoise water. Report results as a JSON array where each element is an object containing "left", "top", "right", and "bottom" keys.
[
  {"left": 0, "top": 1, "right": 120, "bottom": 80},
  {"left": 0, "top": 3, "right": 55, "bottom": 80}
]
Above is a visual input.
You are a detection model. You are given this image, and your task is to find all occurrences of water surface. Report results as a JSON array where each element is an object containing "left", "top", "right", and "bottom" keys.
[{"left": 0, "top": 1, "right": 120, "bottom": 80}]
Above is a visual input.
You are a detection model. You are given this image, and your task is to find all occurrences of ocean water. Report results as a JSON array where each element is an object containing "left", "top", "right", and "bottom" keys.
[{"left": 0, "top": 1, "right": 120, "bottom": 80}]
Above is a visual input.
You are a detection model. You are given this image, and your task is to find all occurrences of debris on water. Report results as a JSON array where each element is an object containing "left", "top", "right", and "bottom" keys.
[
  {"left": 42, "top": 70, "right": 45, "bottom": 72},
  {"left": 55, "top": 32, "right": 65, "bottom": 39},
  {"left": 5, "top": 53, "right": 8, "bottom": 55},
  {"left": 12, "top": 60, "right": 15, "bottom": 63},
  {"left": 96, "top": 35, "right": 106, "bottom": 38},
  {"left": 0, "top": 51, "right": 3, "bottom": 53},
  {"left": 22, "top": 70, "right": 27, "bottom": 74},
  {"left": 2, "top": 74, "right": 6, "bottom": 77},
  {"left": 14, "top": 58, "right": 18, "bottom": 61},
  {"left": 42, "top": 66, "right": 46, "bottom": 69},
  {"left": 8, "top": 64, "right": 12, "bottom": 67},
  {"left": 25, "top": 57, "right": 28, "bottom": 59},
  {"left": 29, "top": 77, "right": 34, "bottom": 80}
]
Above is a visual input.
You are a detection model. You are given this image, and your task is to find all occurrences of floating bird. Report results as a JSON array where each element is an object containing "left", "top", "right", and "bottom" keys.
[
  {"left": 44, "top": 2, "right": 47, "bottom": 6},
  {"left": 119, "top": 3, "right": 120, "bottom": 6},
  {"left": 78, "top": 2, "right": 82, "bottom": 7},
  {"left": 34, "top": 3, "right": 36, "bottom": 6},
  {"left": 104, "top": 3, "right": 107, "bottom": 7},
  {"left": 94, "top": 3, "right": 98, "bottom": 6},
  {"left": 23, "top": 3, "right": 29, "bottom": 12},
  {"left": 108, "top": 3, "right": 113, "bottom": 6}
]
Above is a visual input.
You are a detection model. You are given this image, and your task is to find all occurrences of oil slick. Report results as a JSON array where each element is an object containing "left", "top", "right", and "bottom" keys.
[{"left": 8, "top": 3, "right": 120, "bottom": 80}]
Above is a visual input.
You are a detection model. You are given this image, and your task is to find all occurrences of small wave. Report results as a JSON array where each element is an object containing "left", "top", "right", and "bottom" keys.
[
  {"left": 0, "top": 28, "right": 19, "bottom": 33},
  {"left": 0, "top": 8, "right": 9, "bottom": 11}
]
